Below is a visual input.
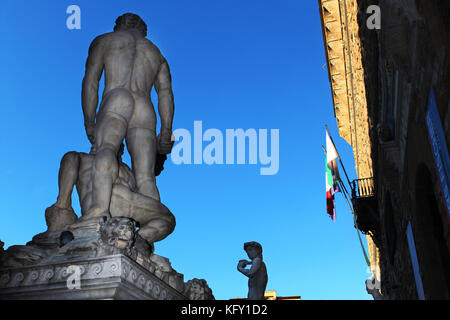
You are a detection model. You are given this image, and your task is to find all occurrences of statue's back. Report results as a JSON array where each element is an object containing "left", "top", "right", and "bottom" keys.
[{"left": 95, "top": 30, "right": 163, "bottom": 96}]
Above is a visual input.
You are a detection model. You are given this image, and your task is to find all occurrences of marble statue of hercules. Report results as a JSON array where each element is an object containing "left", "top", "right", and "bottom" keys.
[{"left": 82, "top": 13, "right": 174, "bottom": 219}]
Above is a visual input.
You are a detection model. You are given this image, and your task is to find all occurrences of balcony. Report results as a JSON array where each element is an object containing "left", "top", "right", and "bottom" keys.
[
  {"left": 352, "top": 177, "right": 375, "bottom": 198},
  {"left": 351, "top": 178, "right": 380, "bottom": 241}
]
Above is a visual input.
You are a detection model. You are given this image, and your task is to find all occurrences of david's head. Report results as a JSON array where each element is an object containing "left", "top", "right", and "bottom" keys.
[
  {"left": 114, "top": 13, "right": 147, "bottom": 37},
  {"left": 244, "top": 241, "right": 263, "bottom": 260}
]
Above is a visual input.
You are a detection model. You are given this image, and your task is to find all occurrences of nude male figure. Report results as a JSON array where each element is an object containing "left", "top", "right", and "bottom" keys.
[
  {"left": 46, "top": 145, "right": 175, "bottom": 244},
  {"left": 82, "top": 13, "right": 174, "bottom": 219},
  {"left": 237, "top": 241, "right": 268, "bottom": 300}
]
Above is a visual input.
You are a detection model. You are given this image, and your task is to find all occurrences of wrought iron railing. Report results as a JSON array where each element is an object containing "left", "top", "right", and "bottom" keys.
[{"left": 351, "top": 177, "right": 375, "bottom": 198}]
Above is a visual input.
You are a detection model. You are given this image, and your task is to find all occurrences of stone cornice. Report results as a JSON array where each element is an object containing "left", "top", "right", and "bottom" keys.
[
  {"left": 0, "top": 254, "right": 187, "bottom": 300},
  {"left": 319, "top": 0, "right": 352, "bottom": 144}
]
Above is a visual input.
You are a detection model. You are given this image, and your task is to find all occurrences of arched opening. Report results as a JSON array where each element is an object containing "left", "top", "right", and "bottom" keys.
[{"left": 414, "top": 164, "right": 450, "bottom": 299}]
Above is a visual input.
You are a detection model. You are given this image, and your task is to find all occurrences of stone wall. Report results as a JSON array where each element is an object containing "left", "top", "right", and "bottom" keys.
[
  {"left": 320, "top": 0, "right": 450, "bottom": 299},
  {"left": 319, "top": 0, "right": 379, "bottom": 291}
]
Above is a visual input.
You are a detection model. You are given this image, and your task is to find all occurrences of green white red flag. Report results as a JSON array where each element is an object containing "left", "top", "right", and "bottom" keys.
[{"left": 326, "top": 130, "right": 341, "bottom": 221}]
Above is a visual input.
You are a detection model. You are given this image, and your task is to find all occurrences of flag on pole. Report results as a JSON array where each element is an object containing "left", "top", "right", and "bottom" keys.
[{"left": 325, "top": 129, "right": 341, "bottom": 221}]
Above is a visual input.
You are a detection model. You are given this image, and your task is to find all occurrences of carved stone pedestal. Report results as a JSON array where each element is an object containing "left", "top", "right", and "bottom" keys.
[
  {"left": 0, "top": 216, "right": 214, "bottom": 300},
  {"left": 0, "top": 254, "right": 186, "bottom": 300}
]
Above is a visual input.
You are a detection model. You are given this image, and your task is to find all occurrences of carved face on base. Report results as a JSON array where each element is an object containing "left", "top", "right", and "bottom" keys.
[
  {"left": 184, "top": 278, "right": 215, "bottom": 300},
  {"left": 100, "top": 217, "right": 136, "bottom": 249}
]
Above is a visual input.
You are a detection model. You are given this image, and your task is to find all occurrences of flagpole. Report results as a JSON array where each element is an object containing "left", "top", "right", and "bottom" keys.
[
  {"left": 338, "top": 180, "right": 371, "bottom": 267},
  {"left": 325, "top": 125, "right": 353, "bottom": 188}
]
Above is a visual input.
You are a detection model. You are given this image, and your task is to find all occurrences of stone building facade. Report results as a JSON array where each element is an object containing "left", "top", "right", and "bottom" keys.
[{"left": 319, "top": 0, "right": 450, "bottom": 299}]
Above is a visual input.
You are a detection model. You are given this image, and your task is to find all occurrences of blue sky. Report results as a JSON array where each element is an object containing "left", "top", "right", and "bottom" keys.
[{"left": 0, "top": 0, "right": 371, "bottom": 300}]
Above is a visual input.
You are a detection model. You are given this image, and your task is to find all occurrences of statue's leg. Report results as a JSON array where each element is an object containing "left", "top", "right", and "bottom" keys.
[
  {"left": 78, "top": 154, "right": 95, "bottom": 216},
  {"left": 45, "top": 151, "right": 80, "bottom": 231},
  {"left": 55, "top": 151, "right": 80, "bottom": 209},
  {"left": 111, "top": 184, "right": 175, "bottom": 243},
  {"left": 126, "top": 126, "right": 176, "bottom": 243},
  {"left": 126, "top": 127, "right": 160, "bottom": 201},
  {"left": 138, "top": 213, "right": 176, "bottom": 243},
  {"left": 87, "top": 88, "right": 134, "bottom": 218},
  {"left": 131, "top": 193, "right": 175, "bottom": 243}
]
